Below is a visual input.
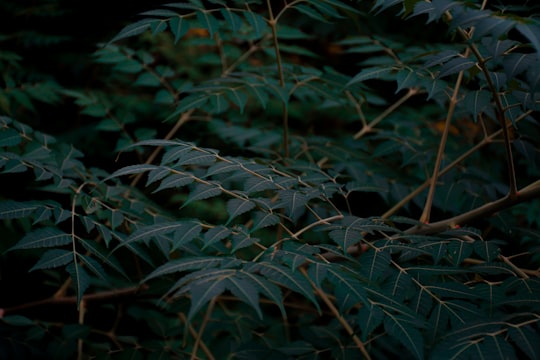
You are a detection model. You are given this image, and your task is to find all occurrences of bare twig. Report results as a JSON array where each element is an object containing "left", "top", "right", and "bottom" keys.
[
  {"left": 407, "top": 179, "right": 540, "bottom": 235},
  {"left": 3, "top": 285, "right": 147, "bottom": 314},
  {"left": 382, "top": 111, "right": 531, "bottom": 218},
  {"left": 353, "top": 87, "right": 420, "bottom": 140},
  {"left": 419, "top": 49, "right": 469, "bottom": 224},
  {"left": 130, "top": 109, "right": 194, "bottom": 187},
  {"left": 265, "top": 0, "right": 289, "bottom": 159},
  {"left": 179, "top": 312, "right": 215, "bottom": 360},
  {"left": 190, "top": 298, "right": 216, "bottom": 360},
  {"left": 301, "top": 268, "right": 372, "bottom": 359}
]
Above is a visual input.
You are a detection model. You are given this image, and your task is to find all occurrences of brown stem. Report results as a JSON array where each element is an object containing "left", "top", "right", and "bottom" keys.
[
  {"left": 179, "top": 312, "right": 215, "bottom": 360},
  {"left": 419, "top": 51, "right": 469, "bottom": 224},
  {"left": 407, "top": 179, "right": 540, "bottom": 235},
  {"left": 300, "top": 268, "right": 372, "bottom": 359},
  {"left": 382, "top": 111, "right": 530, "bottom": 219},
  {"left": 190, "top": 298, "right": 216, "bottom": 360},
  {"left": 353, "top": 87, "right": 420, "bottom": 140},
  {"left": 3, "top": 285, "right": 146, "bottom": 315},
  {"left": 130, "top": 109, "right": 194, "bottom": 188},
  {"left": 266, "top": 0, "right": 289, "bottom": 159}
]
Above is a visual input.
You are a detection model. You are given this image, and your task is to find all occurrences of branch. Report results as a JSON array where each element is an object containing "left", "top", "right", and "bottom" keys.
[
  {"left": 130, "top": 109, "right": 195, "bottom": 188},
  {"left": 382, "top": 111, "right": 531, "bottom": 219},
  {"left": 301, "top": 268, "right": 372, "bottom": 360},
  {"left": 419, "top": 57, "right": 467, "bottom": 224},
  {"left": 353, "top": 87, "right": 420, "bottom": 140},
  {"left": 2, "top": 285, "right": 147, "bottom": 315},
  {"left": 406, "top": 179, "right": 540, "bottom": 235}
]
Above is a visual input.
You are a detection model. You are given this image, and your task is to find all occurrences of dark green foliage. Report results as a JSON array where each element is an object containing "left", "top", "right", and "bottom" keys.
[{"left": 1, "top": 0, "right": 540, "bottom": 359}]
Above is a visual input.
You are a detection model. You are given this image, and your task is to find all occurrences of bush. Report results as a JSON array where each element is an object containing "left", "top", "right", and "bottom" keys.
[{"left": 1, "top": 0, "right": 539, "bottom": 359}]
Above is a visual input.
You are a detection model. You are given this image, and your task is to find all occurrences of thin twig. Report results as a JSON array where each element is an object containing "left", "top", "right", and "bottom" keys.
[
  {"left": 190, "top": 298, "right": 217, "bottom": 360},
  {"left": 179, "top": 313, "right": 215, "bottom": 360},
  {"left": 382, "top": 111, "right": 530, "bottom": 219},
  {"left": 353, "top": 87, "right": 420, "bottom": 140},
  {"left": 300, "top": 268, "right": 372, "bottom": 360},
  {"left": 265, "top": 0, "right": 289, "bottom": 159},
  {"left": 3, "top": 285, "right": 146, "bottom": 314},
  {"left": 419, "top": 50, "right": 469, "bottom": 224},
  {"left": 78, "top": 300, "right": 86, "bottom": 360},
  {"left": 500, "top": 255, "right": 530, "bottom": 279},
  {"left": 130, "top": 109, "right": 194, "bottom": 187},
  {"left": 292, "top": 215, "right": 344, "bottom": 239}
]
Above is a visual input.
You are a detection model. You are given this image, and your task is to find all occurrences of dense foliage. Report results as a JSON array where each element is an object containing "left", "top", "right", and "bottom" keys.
[{"left": 1, "top": 0, "right": 539, "bottom": 359}]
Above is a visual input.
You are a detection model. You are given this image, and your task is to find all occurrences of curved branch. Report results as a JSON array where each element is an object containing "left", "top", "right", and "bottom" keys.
[{"left": 407, "top": 179, "right": 540, "bottom": 235}]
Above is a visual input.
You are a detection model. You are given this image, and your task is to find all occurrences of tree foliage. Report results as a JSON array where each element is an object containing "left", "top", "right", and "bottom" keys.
[{"left": 1, "top": 0, "right": 540, "bottom": 359}]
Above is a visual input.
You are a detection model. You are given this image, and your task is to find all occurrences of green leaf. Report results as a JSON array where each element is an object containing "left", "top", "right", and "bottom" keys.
[
  {"left": 329, "top": 228, "right": 362, "bottom": 251},
  {"left": 0, "top": 128, "right": 23, "bottom": 147},
  {"left": 196, "top": 11, "right": 219, "bottom": 37},
  {"left": 30, "top": 249, "right": 73, "bottom": 271},
  {"left": 503, "top": 53, "right": 537, "bottom": 79},
  {"left": 508, "top": 325, "right": 540, "bottom": 360},
  {"left": 182, "top": 182, "right": 222, "bottom": 207},
  {"left": 240, "top": 270, "right": 286, "bottom": 318},
  {"left": 245, "top": 262, "right": 320, "bottom": 313},
  {"left": 243, "top": 11, "right": 267, "bottom": 38},
  {"left": 205, "top": 161, "right": 241, "bottom": 177},
  {"left": 134, "top": 72, "right": 161, "bottom": 87},
  {"left": 250, "top": 211, "right": 280, "bottom": 232},
  {"left": 186, "top": 269, "right": 230, "bottom": 320},
  {"left": 447, "top": 240, "right": 473, "bottom": 265},
  {"left": 203, "top": 225, "right": 231, "bottom": 248},
  {"left": 172, "top": 221, "right": 202, "bottom": 250},
  {"left": 384, "top": 315, "right": 424, "bottom": 360},
  {"left": 114, "top": 221, "right": 193, "bottom": 251},
  {"left": 1, "top": 315, "right": 35, "bottom": 326},
  {"left": 516, "top": 23, "right": 540, "bottom": 55},
  {"left": 110, "top": 18, "right": 156, "bottom": 43},
  {"left": 473, "top": 240, "right": 499, "bottom": 262},
  {"left": 277, "top": 341, "right": 316, "bottom": 356},
  {"left": 104, "top": 164, "right": 160, "bottom": 182},
  {"left": 426, "top": 282, "right": 477, "bottom": 299},
  {"left": 357, "top": 302, "right": 385, "bottom": 342},
  {"left": 231, "top": 230, "right": 259, "bottom": 252},
  {"left": 320, "top": 0, "right": 361, "bottom": 14},
  {"left": 66, "top": 262, "right": 90, "bottom": 309},
  {"left": 438, "top": 57, "right": 476, "bottom": 78},
  {"left": 143, "top": 256, "right": 238, "bottom": 282},
  {"left": 161, "top": 143, "right": 193, "bottom": 164},
  {"left": 139, "top": 9, "right": 178, "bottom": 17},
  {"left": 176, "top": 150, "right": 216, "bottom": 166},
  {"left": 78, "top": 255, "right": 107, "bottom": 281},
  {"left": 220, "top": 8, "right": 243, "bottom": 33},
  {"left": 294, "top": 4, "right": 331, "bottom": 23},
  {"left": 8, "top": 227, "right": 71, "bottom": 251},
  {"left": 403, "top": 0, "right": 423, "bottom": 16},
  {"left": 347, "top": 66, "right": 396, "bottom": 86},
  {"left": 225, "top": 273, "right": 263, "bottom": 319},
  {"left": 361, "top": 249, "right": 392, "bottom": 284},
  {"left": 244, "top": 177, "right": 277, "bottom": 193},
  {"left": 327, "top": 265, "right": 369, "bottom": 311},
  {"left": 463, "top": 89, "right": 491, "bottom": 122},
  {"left": 0, "top": 200, "right": 40, "bottom": 219},
  {"left": 226, "top": 198, "right": 255, "bottom": 224},
  {"left": 172, "top": 93, "right": 208, "bottom": 115},
  {"left": 276, "top": 190, "right": 309, "bottom": 222},
  {"left": 153, "top": 173, "right": 194, "bottom": 192},
  {"left": 79, "top": 239, "right": 129, "bottom": 279}
]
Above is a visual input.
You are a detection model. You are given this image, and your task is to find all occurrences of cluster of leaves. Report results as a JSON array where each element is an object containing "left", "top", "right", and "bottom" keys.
[{"left": 1, "top": 0, "right": 539, "bottom": 359}]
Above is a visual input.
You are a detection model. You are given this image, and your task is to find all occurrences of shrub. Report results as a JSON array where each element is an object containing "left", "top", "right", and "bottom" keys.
[{"left": 1, "top": 0, "right": 539, "bottom": 359}]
